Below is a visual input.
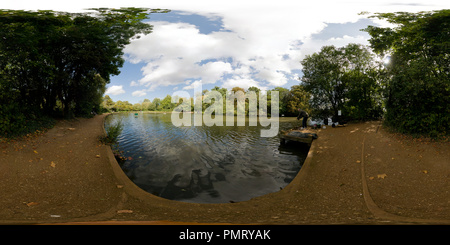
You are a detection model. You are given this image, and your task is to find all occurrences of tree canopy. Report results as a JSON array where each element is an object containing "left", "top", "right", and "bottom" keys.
[
  {"left": 300, "top": 43, "right": 383, "bottom": 121},
  {"left": 0, "top": 8, "right": 168, "bottom": 136},
  {"left": 364, "top": 10, "right": 449, "bottom": 137}
]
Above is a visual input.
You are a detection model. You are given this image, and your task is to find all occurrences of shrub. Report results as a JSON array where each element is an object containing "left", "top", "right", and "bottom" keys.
[{"left": 100, "top": 120, "right": 124, "bottom": 145}]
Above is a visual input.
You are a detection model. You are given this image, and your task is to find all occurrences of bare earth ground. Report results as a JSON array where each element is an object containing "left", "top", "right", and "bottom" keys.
[{"left": 0, "top": 114, "right": 448, "bottom": 224}]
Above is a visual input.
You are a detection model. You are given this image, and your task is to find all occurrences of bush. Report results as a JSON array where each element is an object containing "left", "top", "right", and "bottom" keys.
[
  {"left": 0, "top": 90, "right": 55, "bottom": 138},
  {"left": 100, "top": 120, "right": 124, "bottom": 145}
]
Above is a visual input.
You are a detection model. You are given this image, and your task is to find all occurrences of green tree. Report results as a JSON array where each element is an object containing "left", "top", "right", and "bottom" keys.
[
  {"left": 141, "top": 99, "right": 153, "bottom": 111},
  {"left": 364, "top": 10, "right": 450, "bottom": 136},
  {"left": 284, "top": 85, "right": 311, "bottom": 116},
  {"left": 151, "top": 98, "right": 161, "bottom": 111},
  {"left": 113, "top": 100, "right": 133, "bottom": 111},
  {"left": 133, "top": 103, "right": 143, "bottom": 111},
  {"left": 102, "top": 95, "right": 115, "bottom": 112},
  {"left": 160, "top": 95, "right": 174, "bottom": 111},
  {"left": 340, "top": 44, "right": 383, "bottom": 120},
  {"left": 272, "top": 87, "right": 289, "bottom": 116},
  {"left": 300, "top": 43, "right": 382, "bottom": 121},
  {"left": 300, "top": 45, "right": 347, "bottom": 119},
  {"left": 0, "top": 8, "right": 169, "bottom": 136}
]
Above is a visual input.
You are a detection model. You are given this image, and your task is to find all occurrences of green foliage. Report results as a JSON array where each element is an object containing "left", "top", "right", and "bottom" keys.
[
  {"left": 0, "top": 8, "right": 168, "bottom": 137},
  {"left": 300, "top": 43, "right": 383, "bottom": 121},
  {"left": 160, "top": 95, "right": 174, "bottom": 111},
  {"left": 364, "top": 10, "right": 449, "bottom": 137},
  {"left": 0, "top": 82, "right": 55, "bottom": 137},
  {"left": 0, "top": 89, "right": 27, "bottom": 136},
  {"left": 274, "top": 85, "right": 311, "bottom": 116},
  {"left": 100, "top": 120, "right": 124, "bottom": 145},
  {"left": 103, "top": 85, "right": 311, "bottom": 117},
  {"left": 101, "top": 95, "right": 115, "bottom": 112}
]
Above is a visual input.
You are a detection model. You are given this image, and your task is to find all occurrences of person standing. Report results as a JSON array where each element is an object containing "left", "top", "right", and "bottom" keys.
[{"left": 297, "top": 109, "right": 309, "bottom": 129}]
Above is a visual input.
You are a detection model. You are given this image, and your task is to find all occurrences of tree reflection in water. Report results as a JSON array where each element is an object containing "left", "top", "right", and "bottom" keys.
[{"left": 106, "top": 113, "right": 310, "bottom": 203}]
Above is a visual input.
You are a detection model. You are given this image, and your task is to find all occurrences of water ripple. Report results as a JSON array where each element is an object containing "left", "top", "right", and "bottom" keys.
[{"left": 105, "top": 113, "right": 309, "bottom": 204}]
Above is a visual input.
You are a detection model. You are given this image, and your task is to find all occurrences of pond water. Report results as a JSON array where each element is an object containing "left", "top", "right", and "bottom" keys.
[{"left": 105, "top": 112, "right": 310, "bottom": 204}]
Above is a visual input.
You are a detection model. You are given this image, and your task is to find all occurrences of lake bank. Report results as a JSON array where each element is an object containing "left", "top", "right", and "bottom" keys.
[{"left": 0, "top": 113, "right": 449, "bottom": 224}]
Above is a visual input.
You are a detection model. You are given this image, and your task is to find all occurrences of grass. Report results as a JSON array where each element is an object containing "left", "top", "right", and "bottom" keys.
[{"left": 100, "top": 119, "right": 124, "bottom": 145}]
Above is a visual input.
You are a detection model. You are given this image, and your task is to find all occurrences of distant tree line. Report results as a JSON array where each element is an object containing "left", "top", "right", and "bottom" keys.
[
  {"left": 0, "top": 8, "right": 168, "bottom": 137},
  {"left": 102, "top": 85, "right": 311, "bottom": 117}
]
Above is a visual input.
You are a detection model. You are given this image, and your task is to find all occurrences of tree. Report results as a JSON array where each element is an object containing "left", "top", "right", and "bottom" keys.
[
  {"left": 102, "top": 95, "right": 115, "bottom": 112},
  {"left": 300, "top": 45, "right": 347, "bottom": 119},
  {"left": 284, "top": 85, "right": 311, "bottom": 116},
  {"left": 340, "top": 44, "right": 383, "bottom": 120},
  {"left": 152, "top": 98, "right": 161, "bottom": 111},
  {"left": 133, "top": 103, "right": 143, "bottom": 111},
  {"left": 364, "top": 10, "right": 450, "bottom": 136},
  {"left": 271, "top": 87, "right": 289, "bottom": 115},
  {"left": 300, "top": 43, "right": 382, "bottom": 121},
  {"left": 0, "top": 8, "right": 169, "bottom": 136},
  {"left": 160, "top": 95, "right": 174, "bottom": 110},
  {"left": 113, "top": 100, "right": 133, "bottom": 111},
  {"left": 141, "top": 99, "right": 153, "bottom": 111}
]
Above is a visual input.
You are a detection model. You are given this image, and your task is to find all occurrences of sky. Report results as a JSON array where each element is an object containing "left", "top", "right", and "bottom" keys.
[{"left": 3, "top": 0, "right": 449, "bottom": 104}]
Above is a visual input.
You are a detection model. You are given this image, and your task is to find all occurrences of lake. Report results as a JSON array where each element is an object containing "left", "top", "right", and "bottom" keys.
[{"left": 105, "top": 112, "right": 310, "bottom": 204}]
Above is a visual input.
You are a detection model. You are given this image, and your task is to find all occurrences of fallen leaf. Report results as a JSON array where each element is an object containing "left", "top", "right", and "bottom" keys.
[
  {"left": 26, "top": 202, "right": 39, "bottom": 207},
  {"left": 356, "top": 160, "right": 361, "bottom": 163},
  {"left": 95, "top": 154, "right": 100, "bottom": 158},
  {"left": 369, "top": 176, "right": 375, "bottom": 180},
  {"left": 33, "top": 150, "right": 38, "bottom": 154},
  {"left": 117, "top": 210, "right": 133, "bottom": 214},
  {"left": 50, "top": 161, "right": 56, "bottom": 168},
  {"left": 377, "top": 173, "right": 387, "bottom": 179},
  {"left": 422, "top": 170, "right": 428, "bottom": 174}
]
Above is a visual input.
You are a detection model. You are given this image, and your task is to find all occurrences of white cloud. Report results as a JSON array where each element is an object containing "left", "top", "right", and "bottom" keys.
[
  {"left": 122, "top": 0, "right": 444, "bottom": 92},
  {"left": 124, "top": 21, "right": 235, "bottom": 90},
  {"left": 124, "top": 19, "right": 299, "bottom": 90},
  {"left": 6, "top": 0, "right": 449, "bottom": 96},
  {"left": 299, "top": 35, "right": 371, "bottom": 61},
  {"left": 105, "top": 85, "right": 125, "bottom": 95},
  {"left": 132, "top": 90, "right": 147, "bottom": 97},
  {"left": 222, "top": 76, "right": 267, "bottom": 92},
  {"left": 182, "top": 80, "right": 203, "bottom": 90}
]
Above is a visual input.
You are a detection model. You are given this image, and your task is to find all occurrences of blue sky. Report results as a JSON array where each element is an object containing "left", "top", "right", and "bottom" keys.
[{"left": 4, "top": 0, "right": 449, "bottom": 104}]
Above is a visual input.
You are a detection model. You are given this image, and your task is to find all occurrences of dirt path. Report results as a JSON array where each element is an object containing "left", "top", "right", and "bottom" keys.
[
  {"left": 0, "top": 116, "right": 124, "bottom": 223},
  {"left": 0, "top": 114, "right": 448, "bottom": 224}
]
